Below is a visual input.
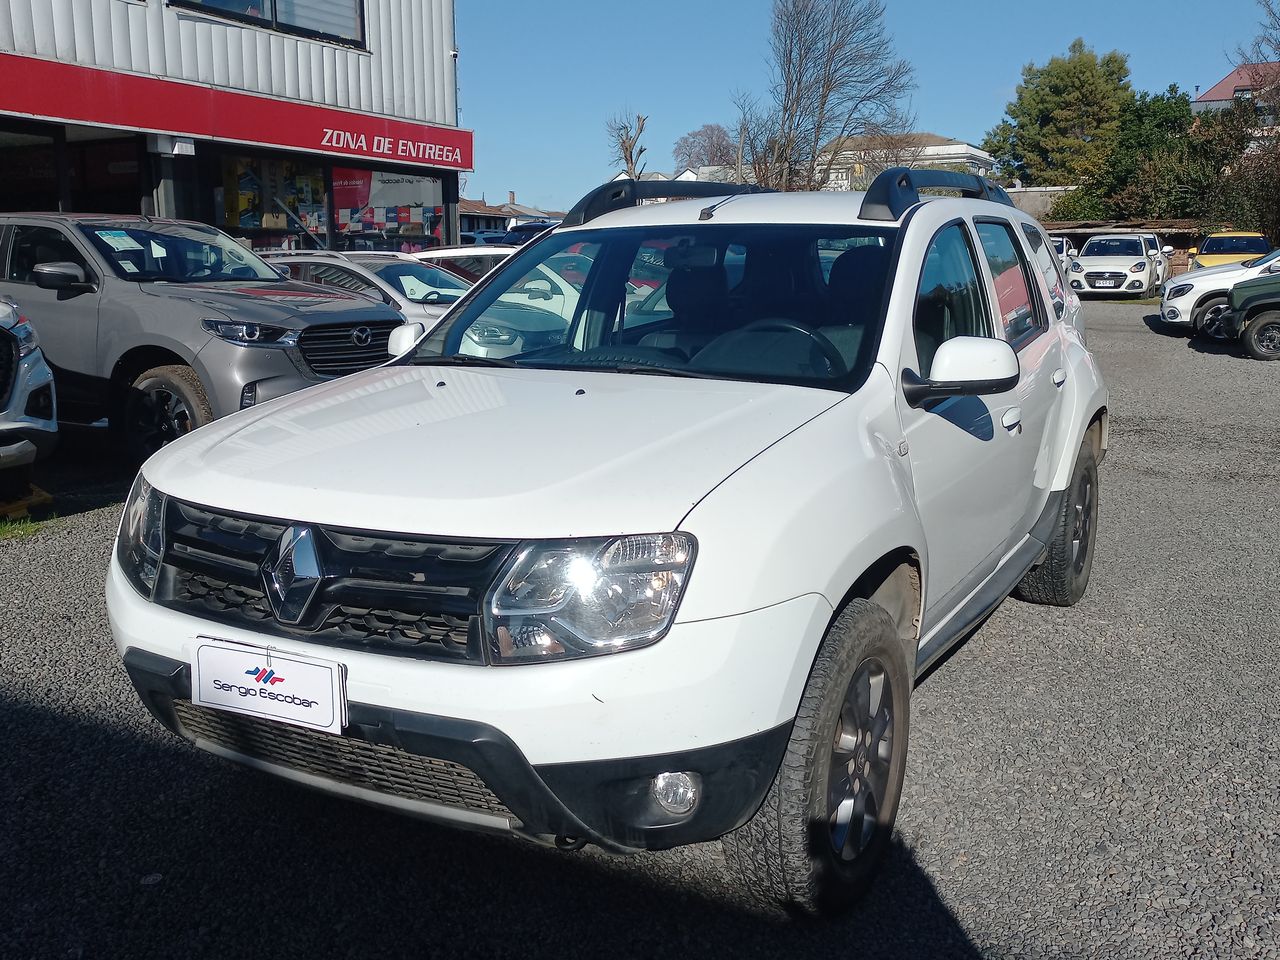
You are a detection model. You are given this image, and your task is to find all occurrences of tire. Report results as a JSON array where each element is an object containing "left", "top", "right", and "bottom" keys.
[
  {"left": 722, "top": 599, "right": 911, "bottom": 915},
  {"left": 1241, "top": 310, "right": 1280, "bottom": 360},
  {"left": 1014, "top": 434, "right": 1099, "bottom": 606},
  {"left": 1192, "top": 296, "right": 1231, "bottom": 341},
  {"left": 118, "top": 364, "right": 213, "bottom": 462}
]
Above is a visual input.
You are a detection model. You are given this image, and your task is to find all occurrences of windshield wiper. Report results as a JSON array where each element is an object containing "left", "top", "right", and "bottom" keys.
[
  {"left": 415, "top": 354, "right": 521, "bottom": 368},
  {"left": 563, "top": 362, "right": 727, "bottom": 379}
]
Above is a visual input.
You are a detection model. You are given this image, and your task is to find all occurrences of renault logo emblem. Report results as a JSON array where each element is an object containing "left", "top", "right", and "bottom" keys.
[
  {"left": 261, "top": 525, "right": 325, "bottom": 625},
  {"left": 351, "top": 326, "right": 373, "bottom": 347}
]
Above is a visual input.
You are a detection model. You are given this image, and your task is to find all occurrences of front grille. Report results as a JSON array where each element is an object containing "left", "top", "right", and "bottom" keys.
[
  {"left": 1085, "top": 271, "right": 1126, "bottom": 286},
  {"left": 171, "top": 700, "right": 515, "bottom": 820},
  {"left": 155, "top": 499, "right": 515, "bottom": 663},
  {"left": 297, "top": 320, "right": 401, "bottom": 377},
  {"left": 0, "top": 327, "right": 17, "bottom": 409}
]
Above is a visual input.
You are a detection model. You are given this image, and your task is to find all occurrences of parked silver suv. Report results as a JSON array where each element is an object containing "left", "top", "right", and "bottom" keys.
[{"left": 0, "top": 215, "right": 404, "bottom": 458}]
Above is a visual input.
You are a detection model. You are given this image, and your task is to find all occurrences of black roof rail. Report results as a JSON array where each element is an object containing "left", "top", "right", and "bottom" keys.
[
  {"left": 561, "top": 179, "right": 774, "bottom": 227},
  {"left": 859, "top": 167, "right": 1014, "bottom": 222}
]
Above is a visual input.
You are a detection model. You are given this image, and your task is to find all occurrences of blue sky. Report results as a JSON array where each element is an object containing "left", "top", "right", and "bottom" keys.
[{"left": 456, "top": 0, "right": 1265, "bottom": 211}]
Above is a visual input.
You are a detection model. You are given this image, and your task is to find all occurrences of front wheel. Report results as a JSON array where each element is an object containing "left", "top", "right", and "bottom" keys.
[
  {"left": 119, "top": 364, "right": 213, "bottom": 462},
  {"left": 1242, "top": 310, "right": 1280, "bottom": 360},
  {"left": 721, "top": 599, "right": 911, "bottom": 915},
  {"left": 1193, "top": 297, "right": 1231, "bottom": 341}
]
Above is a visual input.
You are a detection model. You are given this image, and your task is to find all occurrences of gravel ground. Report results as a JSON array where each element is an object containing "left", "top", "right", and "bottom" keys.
[{"left": 2, "top": 302, "right": 1277, "bottom": 959}]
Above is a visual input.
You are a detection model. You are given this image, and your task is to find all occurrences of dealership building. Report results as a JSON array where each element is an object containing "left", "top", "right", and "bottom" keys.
[{"left": 0, "top": 0, "right": 472, "bottom": 250}]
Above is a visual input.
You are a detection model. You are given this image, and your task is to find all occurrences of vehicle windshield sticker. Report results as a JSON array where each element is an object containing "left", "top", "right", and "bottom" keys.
[
  {"left": 150, "top": 241, "right": 167, "bottom": 258},
  {"left": 398, "top": 277, "right": 433, "bottom": 300},
  {"left": 120, "top": 261, "right": 139, "bottom": 273},
  {"left": 96, "top": 230, "right": 143, "bottom": 252}
]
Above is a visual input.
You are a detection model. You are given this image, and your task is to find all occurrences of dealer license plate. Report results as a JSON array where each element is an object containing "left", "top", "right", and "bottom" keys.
[
  {"left": 1094, "top": 279, "right": 1119, "bottom": 288},
  {"left": 191, "top": 639, "right": 347, "bottom": 734}
]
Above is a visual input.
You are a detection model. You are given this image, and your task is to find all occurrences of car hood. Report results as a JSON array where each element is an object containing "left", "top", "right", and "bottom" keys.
[
  {"left": 1074, "top": 255, "right": 1149, "bottom": 270},
  {"left": 138, "top": 280, "right": 402, "bottom": 327},
  {"left": 145, "top": 365, "right": 845, "bottom": 539},
  {"left": 1174, "top": 261, "right": 1254, "bottom": 285},
  {"left": 1196, "top": 254, "right": 1256, "bottom": 267}
]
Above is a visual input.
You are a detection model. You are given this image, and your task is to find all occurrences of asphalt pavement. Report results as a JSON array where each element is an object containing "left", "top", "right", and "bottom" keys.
[{"left": 2, "top": 301, "right": 1277, "bottom": 959}]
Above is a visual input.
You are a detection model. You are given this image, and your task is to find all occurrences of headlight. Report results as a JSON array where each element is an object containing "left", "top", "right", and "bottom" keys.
[
  {"left": 117, "top": 474, "right": 166, "bottom": 598},
  {"left": 10, "top": 315, "right": 39, "bottom": 357},
  {"left": 486, "top": 533, "right": 696, "bottom": 663},
  {"left": 1166, "top": 283, "right": 1193, "bottom": 300},
  {"left": 201, "top": 318, "right": 298, "bottom": 347},
  {"left": 1070, "top": 261, "right": 1083, "bottom": 273},
  {"left": 464, "top": 323, "right": 518, "bottom": 346},
  {"left": 1130, "top": 262, "right": 1148, "bottom": 273}
]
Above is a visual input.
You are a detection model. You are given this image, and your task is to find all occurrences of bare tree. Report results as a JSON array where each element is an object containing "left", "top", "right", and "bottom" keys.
[
  {"left": 606, "top": 112, "right": 648, "bottom": 180},
  {"left": 1238, "top": 0, "right": 1280, "bottom": 119},
  {"left": 737, "top": 0, "right": 914, "bottom": 191},
  {"left": 826, "top": 120, "right": 925, "bottom": 190},
  {"left": 672, "top": 123, "right": 738, "bottom": 172}
]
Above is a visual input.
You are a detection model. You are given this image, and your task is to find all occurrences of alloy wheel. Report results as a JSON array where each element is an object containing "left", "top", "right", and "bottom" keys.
[
  {"left": 131, "top": 386, "right": 195, "bottom": 454},
  {"left": 1072, "top": 471, "right": 1094, "bottom": 574},
  {"left": 828, "top": 657, "right": 895, "bottom": 862},
  {"left": 1199, "top": 304, "right": 1231, "bottom": 341}
]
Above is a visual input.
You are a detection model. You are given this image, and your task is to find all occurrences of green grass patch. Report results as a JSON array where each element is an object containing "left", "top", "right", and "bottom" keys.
[{"left": 0, "top": 515, "right": 47, "bottom": 541}]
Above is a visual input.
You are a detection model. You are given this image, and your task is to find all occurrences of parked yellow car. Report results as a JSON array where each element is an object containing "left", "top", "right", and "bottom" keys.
[{"left": 1189, "top": 232, "right": 1271, "bottom": 270}]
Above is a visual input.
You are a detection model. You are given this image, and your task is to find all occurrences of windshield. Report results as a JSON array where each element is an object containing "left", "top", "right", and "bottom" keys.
[
  {"left": 357, "top": 260, "right": 470, "bottom": 304},
  {"left": 1201, "top": 235, "right": 1270, "bottom": 255},
  {"left": 78, "top": 222, "right": 280, "bottom": 282},
  {"left": 1081, "top": 237, "right": 1144, "bottom": 259},
  {"left": 425, "top": 252, "right": 509, "bottom": 283},
  {"left": 1052, "top": 237, "right": 1065, "bottom": 254},
  {"left": 409, "top": 223, "right": 897, "bottom": 390},
  {"left": 1244, "top": 247, "right": 1280, "bottom": 268}
]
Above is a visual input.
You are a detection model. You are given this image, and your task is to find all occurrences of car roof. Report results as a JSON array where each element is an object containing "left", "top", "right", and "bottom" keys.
[
  {"left": 418, "top": 245, "right": 519, "bottom": 256},
  {"left": 0, "top": 212, "right": 216, "bottom": 230},
  {"left": 559, "top": 190, "right": 1028, "bottom": 232}
]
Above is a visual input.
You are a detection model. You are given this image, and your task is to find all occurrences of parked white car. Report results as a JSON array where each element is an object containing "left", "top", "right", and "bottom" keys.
[
  {"left": 264, "top": 250, "right": 469, "bottom": 327},
  {"left": 1068, "top": 234, "right": 1160, "bottom": 297},
  {"left": 0, "top": 298, "right": 57, "bottom": 495},
  {"left": 1141, "top": 233, "right": 1175, "bottom": 286},
  {"left": 1051, "top": 235, "right": 1076, "bottom": 272},
  {"left": 414, "top": 245, "right": 520, "bottom": 283},
  {"left": 1160, "top": 247, "right": 1280, "bottom": 339},
  {"left": 108, "top": 170, "right": 1108, "bottom": 915}
]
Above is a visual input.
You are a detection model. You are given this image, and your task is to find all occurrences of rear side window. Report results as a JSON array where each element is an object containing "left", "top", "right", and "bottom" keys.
[
  {"left": 8, "top": 225, "right": 93, "bottom": 283},
  {"left": 1020, "top": 225, "right": 1067, "bottom": 321},
  {"left": 975, "top": 220, "right": 1048, "bottom": 348},
  {"left": 914, "top": 223, "right": 991, "bottom": 378}
]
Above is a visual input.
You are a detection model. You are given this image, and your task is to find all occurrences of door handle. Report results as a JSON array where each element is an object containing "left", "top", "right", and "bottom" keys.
[
  {"left": 1001, "top": 407, "right": 1023, "bottom": 433},
  {"left": 1052, "top": 368, "right": 1067, "bottom": 387}
]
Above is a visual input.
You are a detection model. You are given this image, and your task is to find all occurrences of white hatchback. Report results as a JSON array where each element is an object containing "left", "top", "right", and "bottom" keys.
[
  {"left": 1068, "top": 234, "right": 1161, "bottom": 297},
  {"left": 108, "top": 170, "right": 1109, "bottom": 915}
]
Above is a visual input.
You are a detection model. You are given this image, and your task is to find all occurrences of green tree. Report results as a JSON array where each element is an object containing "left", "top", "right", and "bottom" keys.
[{"left": 982, "top": 39, "right": 1133, "bottom": 185}]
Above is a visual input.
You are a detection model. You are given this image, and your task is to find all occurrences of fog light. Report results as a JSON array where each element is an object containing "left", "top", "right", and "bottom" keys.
[
  {"left": 1128, "top": 280, "right": 1143, "bottom": 290},
  {"left": 651, "top": 771, "right": 700, "bottom": 816},
  {"left": 1165, "top": 308, "right": 1180, "bottom": 321},
  {"left": 1071, "top": 279, "right": 1083, "bottom": 289},
  {"left": 240, "top": 382, "right": 258, "bottom": 409}
]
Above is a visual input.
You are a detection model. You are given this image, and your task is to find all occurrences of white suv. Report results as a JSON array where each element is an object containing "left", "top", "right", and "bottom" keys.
[{"left": 108, "top": 171, "right": 1109, "bottom": 914}]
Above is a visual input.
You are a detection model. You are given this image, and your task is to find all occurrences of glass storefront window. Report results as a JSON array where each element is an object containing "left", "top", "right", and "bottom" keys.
[
  {"left": 332, "top": 166, "right": 445, "bottom": 253},
  {"left": 215, "top": 155, "right": 327, "bottom": 250}
]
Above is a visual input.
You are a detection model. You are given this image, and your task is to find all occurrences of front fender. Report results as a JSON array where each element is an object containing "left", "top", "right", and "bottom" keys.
[{"left": 676, "top": 366, "right": 926, "bottom": 632}]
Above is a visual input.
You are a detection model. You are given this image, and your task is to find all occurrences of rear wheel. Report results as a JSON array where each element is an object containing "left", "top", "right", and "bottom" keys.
[
  {"left": 1014, "top": 434, "right": 1099, "bottom": 606},
  {"left": 1193, "top": 296, "right": 1231, "bottom": 341},
  {"left": 1242, "top": 310, "right": 1280, "bottom": 360},
  {"left": 119, "top": 364, "right": 213, "bottom": 462},
  {"left": 721, "top": 599, "right": 910, "bottom": 915}
]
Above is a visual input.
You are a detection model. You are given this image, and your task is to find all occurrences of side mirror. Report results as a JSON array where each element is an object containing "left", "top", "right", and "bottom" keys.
[
  {"left": 273, "top": 264, "right": 291, "bottom": 278},
  {"left": 1067, "top": 248, "right": 1078, "bottom": 258},
  {"left": 387, "top": 321, "right": 426, "bottom": 357},
  {"left": 1189, "top": 247, "right": 1198, "bottom": 256},
  {"left": 1162, "top": 245, "right": 1174, "bottom": 255},
  {"left": 34, "top": 261, "right": 92, "bottom": 292},
  {"left": 521, "top": 277, "right": 555, "bottom": 301},
  {"left": 903, "top": 337, "right": 1020, "bottom": 408},
  {"left": 1267, "top": 261, "right": 1280, "bottom": 274}
]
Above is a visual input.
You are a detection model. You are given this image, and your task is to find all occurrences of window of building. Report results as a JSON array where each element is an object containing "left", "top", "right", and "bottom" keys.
[
  {"left": 333, "top": 166, "right": 444, "bottom": 253},
  {"left": 975, "top": 219, "right": 1047, "bottom": 348},
  {"left": 173, "top": 0, "right": 364, "bottom": 47},
  {"left": 914, "top": 223, "right": 991, "bottom": 377},
  {"left": 215, "top": 155, "right": 327, "bottom": 250}
]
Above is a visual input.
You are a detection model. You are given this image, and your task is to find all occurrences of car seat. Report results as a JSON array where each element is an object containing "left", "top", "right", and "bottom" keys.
[{"left": 638, "top": 265, "right": 728, "bottom": 358}]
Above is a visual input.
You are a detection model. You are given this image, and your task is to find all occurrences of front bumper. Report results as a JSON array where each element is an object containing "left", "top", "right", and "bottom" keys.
[
  {"left": 108, "top": 558, "right": 828, "bottom": 851},
  {"left": 123, "top": 647, "right": 790, "bottom": 852},
  {"left": 0, "top": 346, "right": 57, "bottom": 468},
  {"left": 1160, "top": 295, "right": 1193, "bottom": 325},
  {"left": 193, "top": 338, "right": 321, "bottom": 419}
]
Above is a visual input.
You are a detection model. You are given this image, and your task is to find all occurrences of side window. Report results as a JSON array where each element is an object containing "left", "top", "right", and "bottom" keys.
[
  {"left": 1020, "top": 224, "right": 1067, "bottom": 321},
  {"left": 974, "top": 220, "right": 1047, "bottom": 348},
  {"left": 914, "top": 223, "right": 991, "bottom": 378},
  {"left": 8, "top": 226, "right": 92, "bottom": 284}
]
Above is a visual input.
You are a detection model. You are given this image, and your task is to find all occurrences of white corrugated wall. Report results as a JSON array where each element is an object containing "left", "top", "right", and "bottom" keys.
[{"left": 0, "top": 0, "right": 458, "bottom": 126}]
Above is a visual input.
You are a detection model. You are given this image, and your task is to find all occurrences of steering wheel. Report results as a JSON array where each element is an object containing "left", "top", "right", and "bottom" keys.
[{"left": 741, "top": 318, "right": 848, "bottom": 376}]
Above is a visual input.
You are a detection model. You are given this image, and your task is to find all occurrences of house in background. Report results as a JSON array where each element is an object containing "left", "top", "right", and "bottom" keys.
[
  {"left": 458, "top": 198, "right": 508, "bottom": 234},
  {"left": 820, "top": 133, "right": 994, "bottom": 192},
  {"left": 1193, "top": 63, "right": 1280, "bottom": 118}
]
